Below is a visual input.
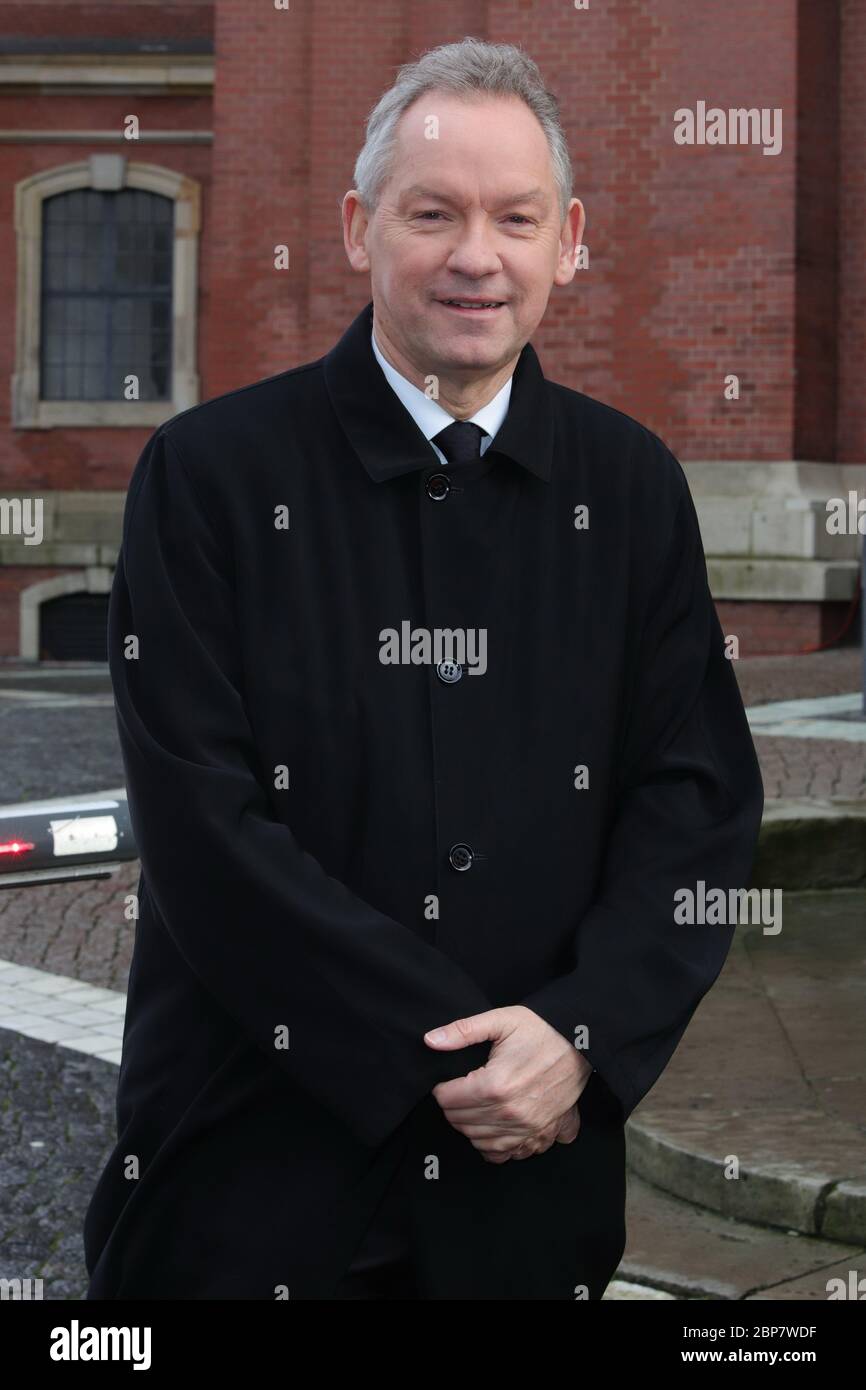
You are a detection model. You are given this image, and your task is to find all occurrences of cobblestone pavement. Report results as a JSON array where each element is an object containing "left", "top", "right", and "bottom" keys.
[
  {"left": 735, "top": 647, "right": 866, "bottom": 801},
  {"left": 0, "top": 666, "right": 119, "bottom": 805},
  {"left": 0, "top": 1027, "right": 115, "bottom": 1299},
  {"left": 0, "top": 647, "right": 863, "bottom": 1300},
  {"left": 0, "top": 865, "right": 137, "bottom": 994},
  {"left": 733, "top": 646, "right": 861, "bottom": 706},
  {"left": 0, "top": 666, "right": 148, "bottom": 1299},
  {"left": 750, "top": 733, "right": 866, "bottom": 801}
]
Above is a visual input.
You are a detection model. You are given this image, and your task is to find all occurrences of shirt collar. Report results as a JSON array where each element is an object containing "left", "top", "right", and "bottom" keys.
[
  {"left": 370, "top": 323, "right": 511, "bottom": 458},
  {"left": 322, "top": 300, "right": 553, "bottom": 483}
]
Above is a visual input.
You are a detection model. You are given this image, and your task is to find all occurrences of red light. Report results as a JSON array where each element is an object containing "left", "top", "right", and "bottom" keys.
[{"left": 0, "top": 839, "right": 36, "bottom": 855}]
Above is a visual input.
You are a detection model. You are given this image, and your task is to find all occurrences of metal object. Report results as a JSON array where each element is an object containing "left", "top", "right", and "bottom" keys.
[{"left": 0, "top": 787, "right": 136, "bottom": 888}]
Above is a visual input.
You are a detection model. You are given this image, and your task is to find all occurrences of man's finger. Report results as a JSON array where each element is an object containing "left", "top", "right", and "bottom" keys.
[
  {"left": 423, "top": 1008, "right": 505, "bottom": 1050},
  {"left": 555, "top": 1104, "right": 580, "bottom": 1144}
]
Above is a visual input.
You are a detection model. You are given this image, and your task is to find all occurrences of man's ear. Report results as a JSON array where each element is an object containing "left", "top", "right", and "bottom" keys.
[
  {"left": 342, "top": 191, "right": 372, "bottom": 273},
  {"left": 554, "top": 197, "right": 586, "bottom": 288}
]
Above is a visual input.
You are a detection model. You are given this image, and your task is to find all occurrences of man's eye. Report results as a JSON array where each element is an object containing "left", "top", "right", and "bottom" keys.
[{"left": 414, "top": 211, "right": 532, "bottom": 224}]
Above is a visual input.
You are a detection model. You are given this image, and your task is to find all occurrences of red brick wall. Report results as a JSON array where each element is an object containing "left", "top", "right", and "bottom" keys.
[
  {"left": 794, "top": 0, "right": 840, "bottom": 463},
  {"left": 205, "top": 0, "right": 808, "bottom": 466},
  {"left": 0, "top": 1, "right": 859, "bottom": 659},
  {"left": 838, "top": 0, "right": 866, "bottom": 463},
  {"left": 1, "top": 0, "right": 852, "bottom": 471},
  {"left": 716, "top": 599, "right": 859, "bottom": 657},
  {"left": 0, "top": 1, "right": 214, "bottom": 492},
  {"left": 204, "top": 0, "right": 310, "bottom": 392},
  {"left": 0, "top": 1, "right": 212, "bottom": 42}
]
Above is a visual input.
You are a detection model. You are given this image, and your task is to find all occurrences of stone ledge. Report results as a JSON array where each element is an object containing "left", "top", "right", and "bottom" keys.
[
  {"left": 625, "top": 888, "right": 866, "bottom": 1244},
  {"left": 627, "top": 1112, "right": 866, "bottom": 1246},
  {"left": 682, "top": 459, "right": 866, "bottom": 601},
  {"left": 708, "top": 557, "right": 858, "bottom": 601},
  {"left": 753, "top": 798, "right": 866, "bottom": 888}
]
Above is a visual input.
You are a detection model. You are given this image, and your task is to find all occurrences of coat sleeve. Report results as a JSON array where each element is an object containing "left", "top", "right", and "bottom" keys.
[
  {"left": 110, "top": 426, "right": 494, "bottom": 1150},
  {"left": 520, "top": 452, "right": 764, "bottom": 1123}
]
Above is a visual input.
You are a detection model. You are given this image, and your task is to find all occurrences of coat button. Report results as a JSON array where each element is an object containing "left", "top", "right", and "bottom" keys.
[
  {"left": 425, "top": 472, "right": 451, "bottom": 501},
  {"left": 436, "top": 658, "right": 462, "bottom": 684},
  {"left": 448, "top": 842, "right": 474, "bottom": 872}
]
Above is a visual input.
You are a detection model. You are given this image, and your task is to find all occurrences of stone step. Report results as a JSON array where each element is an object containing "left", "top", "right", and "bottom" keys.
[
  {"left": 624, "top": 891, "right": 866, "bottom": 1245},
  {"left": 606, "top": 1171, "right": 865, "bottom": 1300}
]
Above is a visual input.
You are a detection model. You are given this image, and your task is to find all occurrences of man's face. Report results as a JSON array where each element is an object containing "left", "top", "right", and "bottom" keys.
[{"left": 344, "top": 92, "right": 584, "bottom": 379}]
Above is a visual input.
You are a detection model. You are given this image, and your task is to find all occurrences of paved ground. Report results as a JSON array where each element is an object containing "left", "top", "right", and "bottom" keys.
[
  {"left": 628, "top": 891, "right": 866, "bottom": 1272},
  {"left": 0, "top": 647, "right": 863, "bottom": 1300},
  {"left": 738, "top": 647, "right": 866, "bottom": 800},
  {"left": 0, "top": 1026, "right": 114, "bottom": 1300},
  {"left": 0, "top": 667, "right": 118, "bottom": 805}
]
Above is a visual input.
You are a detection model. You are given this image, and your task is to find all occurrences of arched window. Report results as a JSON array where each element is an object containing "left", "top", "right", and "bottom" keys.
[
  {"left": 13, "top": 156, "right": 200, "bottom": 428},
  {"left": 39, "top": 590, "right": 110, "bottom": 661}
]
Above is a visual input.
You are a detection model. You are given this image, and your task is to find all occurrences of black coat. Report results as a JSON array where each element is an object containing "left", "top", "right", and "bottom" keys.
[{"left": 83, "top": 300, "right": 763, "bottom": 1299}]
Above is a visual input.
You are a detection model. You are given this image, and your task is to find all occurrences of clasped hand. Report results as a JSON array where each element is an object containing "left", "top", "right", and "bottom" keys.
[{"left": 424, "top": 1004, "right": 593, "bottom": 1164}]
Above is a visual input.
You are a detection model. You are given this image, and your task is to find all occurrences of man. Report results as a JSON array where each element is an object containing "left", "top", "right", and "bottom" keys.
[{"left": 84, "top": 38, "right": 763, "bottom": 1301}]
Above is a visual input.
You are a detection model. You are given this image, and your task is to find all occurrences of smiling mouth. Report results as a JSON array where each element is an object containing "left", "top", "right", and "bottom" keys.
[{"left": 436, "top": 299, "right": 506, "bottom": 312}]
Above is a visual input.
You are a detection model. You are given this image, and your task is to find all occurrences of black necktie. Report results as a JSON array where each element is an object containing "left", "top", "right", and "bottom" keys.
[{"left": 432, "top": 420, "right": 487, "bottom": 465}]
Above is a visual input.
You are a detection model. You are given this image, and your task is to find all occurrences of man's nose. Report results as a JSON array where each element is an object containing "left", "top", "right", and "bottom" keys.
[{"left": 444, "top": 218, "right": 503, "bottom": 276}]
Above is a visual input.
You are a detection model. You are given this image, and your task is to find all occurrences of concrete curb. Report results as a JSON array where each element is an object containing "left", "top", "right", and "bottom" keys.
[
  {"left": 624, "top": 809, "right": 866, "bottom": 1242},
  {"left": 752, "top": 797, "right": 866, "bottom": 888},
  {"left": 625, "top": 1118, "right": 866, "bottom": 1245}
]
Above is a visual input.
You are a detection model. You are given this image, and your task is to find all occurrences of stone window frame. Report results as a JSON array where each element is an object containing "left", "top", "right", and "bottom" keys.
[{"left": 12, "top": 154, "right": 200, "bottom": 428}]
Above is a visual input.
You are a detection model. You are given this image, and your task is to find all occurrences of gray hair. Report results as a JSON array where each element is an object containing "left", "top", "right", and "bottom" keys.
[{"left": 351, "top": 37, "right": 573, "bottom": 225}]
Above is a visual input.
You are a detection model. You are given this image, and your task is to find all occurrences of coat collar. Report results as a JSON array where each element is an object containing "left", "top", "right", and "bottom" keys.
[{"left": 322, "top": 300, "right": 553, "bottom": 483}]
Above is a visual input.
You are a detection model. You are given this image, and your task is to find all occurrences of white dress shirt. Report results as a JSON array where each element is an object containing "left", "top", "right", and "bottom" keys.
[{"left": 371, "top": 325, "right": 512, "bottom": 466}]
